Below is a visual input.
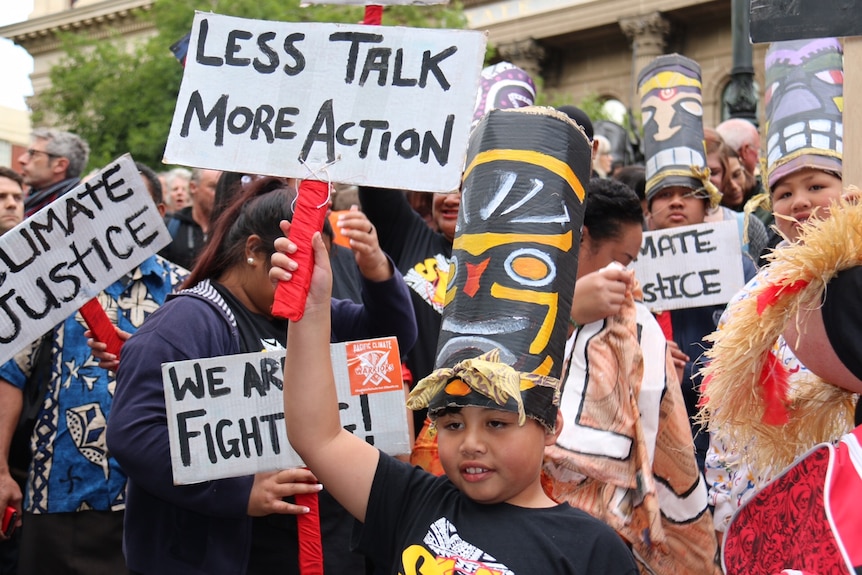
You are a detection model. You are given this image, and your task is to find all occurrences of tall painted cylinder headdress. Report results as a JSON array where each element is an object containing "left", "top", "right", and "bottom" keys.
[
  {"left": 764, "top": 38, "right": 843, "bottom": 190},
  {"left": 638, "top": 54, "right": 716, "bottom": 206},
  {"left": 407, "top": 107, "right": 590, "bottom": 431},
  {"left": 472, "top": 62, "right": 537, "bottom": 126}
]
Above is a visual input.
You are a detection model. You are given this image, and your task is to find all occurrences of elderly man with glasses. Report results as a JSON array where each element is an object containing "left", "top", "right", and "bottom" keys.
[{"left": 17, "top": 128, "right": 90, "bottom": 217}]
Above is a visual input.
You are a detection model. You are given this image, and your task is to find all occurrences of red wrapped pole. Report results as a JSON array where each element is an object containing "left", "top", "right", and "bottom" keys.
[
  {"left": 272, "top": 179, "right": 327, "bottom": 569},
  {"left": 295, "top": 486, "right": 323, "bottom": 575},
  {"left": 271, "top": 179, "right": 330, "bottom": 321},
  {"left": 363, "top": 4, "right": 382, "bottom": 25},
  {"left": 289, "top": 11, "right": 383, "bottom": 574},
  {"left": 80, "top": 298, "right": 124, "bottom": 358}
]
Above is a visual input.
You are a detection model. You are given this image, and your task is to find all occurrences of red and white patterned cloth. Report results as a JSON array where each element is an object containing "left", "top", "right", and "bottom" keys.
[{"left": 724, "top": 425, "right": 862, "bottom": 575}]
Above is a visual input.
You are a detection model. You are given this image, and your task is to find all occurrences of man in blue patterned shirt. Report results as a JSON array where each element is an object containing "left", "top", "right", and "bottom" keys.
[{"left": 0, "top": 162, "right": 187, "bottom": 574}]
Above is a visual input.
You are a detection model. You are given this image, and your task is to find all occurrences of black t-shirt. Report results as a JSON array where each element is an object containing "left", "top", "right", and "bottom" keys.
[
  {"left": 211, "top": 282, "right": 368, "bottom": 574},
  {"left": 355, "top": 454, "right": 640, "bottom": 575},
  {"left": 212, "top": 282, "right": 285, "bottom": 353}
]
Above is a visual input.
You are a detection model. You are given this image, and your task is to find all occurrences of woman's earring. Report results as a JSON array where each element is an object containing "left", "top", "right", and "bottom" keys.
[{"left": 247, "top": 257, "right": 255, "bottom": 265}]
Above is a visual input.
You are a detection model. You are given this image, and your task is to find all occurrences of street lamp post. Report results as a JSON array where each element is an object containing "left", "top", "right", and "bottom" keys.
[{"left": 723, "top": 0, "right": 759, "bottom": 125}]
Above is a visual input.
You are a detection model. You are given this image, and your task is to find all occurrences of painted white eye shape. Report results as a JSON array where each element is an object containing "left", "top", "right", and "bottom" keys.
[{"left": 679, "top": 100, "right": 703, "bottom": 117}]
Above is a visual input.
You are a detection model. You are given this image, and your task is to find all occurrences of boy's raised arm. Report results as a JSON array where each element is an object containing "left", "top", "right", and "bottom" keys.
[{"left": 273, "top": 225, "right": 380, "bottom": 522}]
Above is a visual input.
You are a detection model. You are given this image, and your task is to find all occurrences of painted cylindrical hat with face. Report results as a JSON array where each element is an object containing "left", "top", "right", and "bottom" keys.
[
  {"left": 408, "top": 107, "right": 590, "bottom": 429},
  {"left": 472, "top": 62, "right": 537, "bottom": 126},
  {"left": 764, "top": 38, "right": 843, "bottom": 190},
  {"left": 638, "top": 54, "right": 712, "bottom": 205}
]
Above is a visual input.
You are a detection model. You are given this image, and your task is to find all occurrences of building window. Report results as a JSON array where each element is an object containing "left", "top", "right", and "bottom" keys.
[{"left": 601, "top": 99, "right": 628, "bottom": 126}]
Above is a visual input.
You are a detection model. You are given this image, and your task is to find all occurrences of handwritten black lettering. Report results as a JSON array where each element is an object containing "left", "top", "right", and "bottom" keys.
[
  {"left": 196, "top": 19, "right": 224, "bottom": 67},
  {"left": 177, "top": 409, "right": 207, "bottom": 466},
  {"left": 259, "top": 413, "right": 285, "bottom": 454},
  {"left": 419, "top": 46, "right": 457, "bottom": 90},
  {"left": 254, "top": 31, "right": 278, "bottom": 73},
  {"left": 281, "top": 33, "right": 306, "bottom": 76},
  {"left": 206, "top": 366, "right": 230, "bottom": 398},
  {"left": 225, "top": 29, "right": 253, "bottom": 66},
  {"left": 640, "top": 269, "right": 723, "bottom": 303},
  {"left": 67, "top": 237, "right": 112, "bottom": 284},
  {"left": 176, "top": 410, "right": 286, "bottom": 466},
  {"left": 170, "top": 363, "right": 206, "bottom": 401},
  {"left": 181, "top": 91, "right": 228, "bottom": 146},
  {"left": 244, "top": 361, "right": 265, "bottom": 397},
  {"left": 330, "top": 31, "right": 383, "bottom": 84},
  {"left": 640, "top": 228, "right": 717, "bottom": 259},
  {"left": 299, "top": 101, "right": 453, "bottom": 167},
  {"left": 360, "top": 47, "right": 392, "bottom": 87},
  {"left": 0, "top": 228, "right": 40, "bottom": 273},
  {"left": 216, "top": 419, "right": 242, "bottom": 459},
  {"left": 0, "top": 288, "right": 21, "bottom": 344},
  {"left": 181, "top": 91, "right": 299, "bottom": 146}
]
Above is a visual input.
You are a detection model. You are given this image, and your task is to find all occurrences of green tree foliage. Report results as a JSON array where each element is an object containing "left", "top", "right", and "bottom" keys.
[{"left": 32, "top": 0, "right": 466, "bottom": 171}]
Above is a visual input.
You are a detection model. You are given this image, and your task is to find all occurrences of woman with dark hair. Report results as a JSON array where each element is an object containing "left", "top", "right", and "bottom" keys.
[{"left": 105, "top": 176, "right": 417, "bottom": 575}]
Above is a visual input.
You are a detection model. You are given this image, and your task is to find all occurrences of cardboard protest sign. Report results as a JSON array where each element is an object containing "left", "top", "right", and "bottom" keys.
[
  {"left": 164, "top": 337, "right": 410, "bottom": 484},
  {"left": 0, "top": 155, "right": 170, "bottom": 366},
  {"left": 750, "top": 0, "right": 862, "bottom": 43},
  {"left": 631, "top": 220, "right": 744, "bottom": 312},
  {"left": 164, "top": 12, "right": 487, "bottom": 193}
]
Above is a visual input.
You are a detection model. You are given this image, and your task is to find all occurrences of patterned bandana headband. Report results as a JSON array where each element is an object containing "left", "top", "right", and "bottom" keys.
[
  {"left": 407, "top": 349, "right": 561, "bottom": 432},
  {"left": 764, "top": 37, "right": 843, "bottom": 190},
  {"left": 638, "top": 54, "right": 720, "bottom": 208}
]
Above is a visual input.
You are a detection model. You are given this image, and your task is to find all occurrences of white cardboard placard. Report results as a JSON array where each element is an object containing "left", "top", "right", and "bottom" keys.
[
  {"left": 631, "top": 220, "right": 745, "bottom": 312},
  {"left": 0, "top": 154, "right": 170, "bottom": 365},
  {"left": 164, "top": 12, "right": 486, "bottom": 192},
  {"left": 163, "top": 337, "right": 410, "bottom": 484}
]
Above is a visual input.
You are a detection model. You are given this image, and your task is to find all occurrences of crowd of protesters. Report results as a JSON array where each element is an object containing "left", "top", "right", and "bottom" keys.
[{"left": 0, "top": 29, "right": 858, "bottom": 575}]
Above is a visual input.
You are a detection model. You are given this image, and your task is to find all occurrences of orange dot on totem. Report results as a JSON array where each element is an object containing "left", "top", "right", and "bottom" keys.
[{"left": 444, "top": 379, "right": 471, "bottom": 396}]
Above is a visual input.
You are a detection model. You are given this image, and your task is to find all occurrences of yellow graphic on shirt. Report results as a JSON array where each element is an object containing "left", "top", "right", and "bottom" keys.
[
  {"left": 400, "top": 545, "right": 507, "bottom": 575},
  {"left": 398, "top": 517, "right": 513, "bottom": 575},
  {"left": 404, "top": 254, "right": 450, "bottom": 313}
]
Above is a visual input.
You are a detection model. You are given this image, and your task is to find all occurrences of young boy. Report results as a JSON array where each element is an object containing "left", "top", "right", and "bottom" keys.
[{"left": 272, "top": 228, "right": 639, "bottom": 574}]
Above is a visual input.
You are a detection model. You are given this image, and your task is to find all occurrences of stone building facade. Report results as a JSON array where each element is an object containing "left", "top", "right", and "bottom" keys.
[{"left": 1, "top": 0, "right": 766, "bottom": 147}]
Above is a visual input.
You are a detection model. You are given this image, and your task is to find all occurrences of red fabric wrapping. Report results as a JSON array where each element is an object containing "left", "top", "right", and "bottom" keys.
[
  {"left": 654, "top": 310, "right": 673, "bottom": 340},
  {"left": 759, "top": 350, "right": 790, "bottom": 425},
  {"left": 363, "top": 4, "right": 383, "bottom": 25},
  {"left": 698, "top": 373, "right": 711, "bottom": 408},
  {"left": 80, "top": 298, "right": 123, "bottom": 358},
  {"left": 295, "top": 489, "right": 323, "bottom": 575},
  {"left": 756, "top": 279, "right": 809, "bottom": 315},
  {"left": 272, "top": 180, "right": 330, "bottom": 321}
]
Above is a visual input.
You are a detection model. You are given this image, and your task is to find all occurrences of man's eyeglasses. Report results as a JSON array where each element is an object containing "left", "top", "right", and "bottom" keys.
[{"left": 25, "top": 149, "right": 59, "bottom": 160}]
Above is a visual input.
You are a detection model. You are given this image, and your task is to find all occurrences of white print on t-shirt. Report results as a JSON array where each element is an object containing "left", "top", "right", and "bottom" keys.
[
  {"left": 259, "top": 338, "right": 285, "bottom": 352},
  {"left": 404, "top": 254, "right": 450, "bottom": 314},
  {"left": 398, "top": 517, "right": 513, "bottom": 575}
]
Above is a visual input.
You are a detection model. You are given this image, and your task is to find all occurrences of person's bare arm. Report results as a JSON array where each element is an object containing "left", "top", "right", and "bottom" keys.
[
  {"left": 272, "top": 226, "right": 379, "bottom": 522},
  {"left": 0, "top": 380, "right": 24, "bottom": 536}
]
